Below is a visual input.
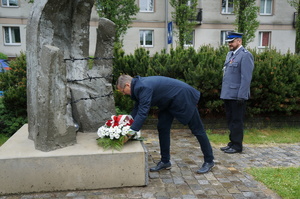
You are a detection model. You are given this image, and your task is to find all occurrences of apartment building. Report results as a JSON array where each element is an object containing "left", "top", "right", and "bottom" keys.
[{"left": 0, "top": 0, "right": 297, "bottom": 58}]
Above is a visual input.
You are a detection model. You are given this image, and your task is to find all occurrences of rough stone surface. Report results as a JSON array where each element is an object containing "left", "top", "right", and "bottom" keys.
[
  {"left": 26, "top": 0, "right": 116, "bottom": 151},
  {"left": 70, "top": 17, "right": 116, "bottom": 132},
  {"left": 34, "top": 45, "right": 77, "bottom": 150}
]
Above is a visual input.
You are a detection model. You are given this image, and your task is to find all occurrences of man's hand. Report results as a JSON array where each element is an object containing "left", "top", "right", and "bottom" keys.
[
  {"left": 123, "top": 129, "right": 138, "bottom": 144},
  {"left": 127, "top": 129, "right": 137, "bottom": 136}
]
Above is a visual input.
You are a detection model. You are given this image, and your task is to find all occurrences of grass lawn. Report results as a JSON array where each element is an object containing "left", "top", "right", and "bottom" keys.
[
  {"left": 207, "top": 127, "right": 300, "bottom": 199},
  {"left": 246, "top": 167, "right": 300, "bottom": 199},
  {"left": 207, "top": 127, "right": 300, "bottom": 145}
]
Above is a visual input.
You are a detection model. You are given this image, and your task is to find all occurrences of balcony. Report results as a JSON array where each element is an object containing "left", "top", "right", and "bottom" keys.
[{"left": 188, "top": 8, "right": 202, "bottom": 25}]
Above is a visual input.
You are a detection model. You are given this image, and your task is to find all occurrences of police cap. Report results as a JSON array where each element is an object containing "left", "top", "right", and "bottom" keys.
[{"left": 225, "top": 32, "right": 243, "bottom": 42}]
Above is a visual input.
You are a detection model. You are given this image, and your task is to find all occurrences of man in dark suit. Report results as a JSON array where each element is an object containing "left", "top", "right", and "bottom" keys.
[
  {"left": 116, "top": 75, "right": 214, "bottom": 174},
  {"left": 220, "top": 32, "right": 254, "bottom": 154}
]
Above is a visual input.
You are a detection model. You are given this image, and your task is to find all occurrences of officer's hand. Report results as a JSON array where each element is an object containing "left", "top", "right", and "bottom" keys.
[{"left": 237, "top": 98, "right": 245, "bottom": 105}]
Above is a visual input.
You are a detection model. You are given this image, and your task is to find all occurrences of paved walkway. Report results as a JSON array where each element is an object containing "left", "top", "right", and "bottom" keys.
[{"left": 2, "top": 129, "right": 300, "bottom": 199}]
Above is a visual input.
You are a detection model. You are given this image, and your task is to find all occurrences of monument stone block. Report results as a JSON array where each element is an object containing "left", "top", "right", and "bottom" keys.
[
  {"left": 26, "top": 0, "right": 116, "bottom": 151},
  {"left": 0, "top": 125, "right": 148, "bottom": 195}
]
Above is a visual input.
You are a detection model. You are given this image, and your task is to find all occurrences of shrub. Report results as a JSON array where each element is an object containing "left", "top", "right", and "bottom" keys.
[
  {"left": 0, "top": 52, "right": 8, "bottom": 60},
  {"left": 249, "top": 48, "right": 300, "bottom": 115},
  {"left": 112, "top": 45, "right": 300, "bottom": 117},
  {"left": 0, "top": 52, "right": 27, "bottom": 136},
  {"left": 1, "top": 46, "right": 299, "bottom": 137},
  {"left": 0, "top": 99, "right": 27, "bottom": 136}
]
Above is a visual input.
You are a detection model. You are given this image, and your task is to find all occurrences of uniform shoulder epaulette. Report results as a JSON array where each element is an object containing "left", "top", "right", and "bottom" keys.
[{"left": 243, "top": 49, "right": 248, "bottom": 53}]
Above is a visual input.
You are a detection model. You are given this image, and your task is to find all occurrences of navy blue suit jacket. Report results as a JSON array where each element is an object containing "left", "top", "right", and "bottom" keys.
[{"left": 130, "top": 76, "right": 200, "bottom": 131}]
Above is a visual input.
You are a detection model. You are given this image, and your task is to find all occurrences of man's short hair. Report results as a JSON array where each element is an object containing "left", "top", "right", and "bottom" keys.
[{"left": 116, "top": 75, "right": 132, "bottom": 89}]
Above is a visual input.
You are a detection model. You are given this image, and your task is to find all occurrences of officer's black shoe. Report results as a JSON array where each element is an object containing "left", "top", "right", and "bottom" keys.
[
  {"left": 197, "top": 162, "right": 215, "bottom": 174},
  {"left": 224, "top": 148, "right": 242, "bottom": 154},
  {"left": 150, "top": 161, "right": 171, "bottom": 172}
]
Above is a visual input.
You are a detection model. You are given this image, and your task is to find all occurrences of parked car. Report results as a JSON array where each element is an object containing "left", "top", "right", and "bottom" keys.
[{"left": 0, "top": 59, "right": 11, "bottom": 96}]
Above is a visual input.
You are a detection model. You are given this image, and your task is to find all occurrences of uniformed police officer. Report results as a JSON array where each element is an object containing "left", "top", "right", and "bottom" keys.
[{"left": 220, "top": 32, "right": 254, "bottom": 154}]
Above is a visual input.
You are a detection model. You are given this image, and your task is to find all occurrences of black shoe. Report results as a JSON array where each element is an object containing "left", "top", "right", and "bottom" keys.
[
  {"left": 220, "top": 146, "right": 231, "bottom": 151},
  {"left": 150, "top": 161, "right": 171, "bottom": 172},
  {"left": 197, "top": 162, "right": 215, "bottom": 174},
  {"left": 224, "top": 148, "right": 242, "bottom": 154}
]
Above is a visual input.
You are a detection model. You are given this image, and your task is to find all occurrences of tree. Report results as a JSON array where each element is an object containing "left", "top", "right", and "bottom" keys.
[
  {"left": 170, "top": 0, "right": 198, "bottom": 48},
  {"left": 0, "top": 52, "right": 8, "bottom": 60},
  {"left": 288, "top": 0, "right": 300, "bottom": 54},
  {"left": 233, "top": 0, "right": 259, "bottom": 47},
  {"left": 0, "top": 52, "right": 27, "bottom": 136},
  {"left": 95, "top": 0, "right": 139, "bottom": 44},
  {"left": 0, "top": 52, "right": 27, "bottom": 117}
]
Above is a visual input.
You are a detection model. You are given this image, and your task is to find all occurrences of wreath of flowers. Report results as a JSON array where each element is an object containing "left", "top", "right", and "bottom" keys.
[{"left": 96, "top": 115, "right": 141, "bottom": 151}]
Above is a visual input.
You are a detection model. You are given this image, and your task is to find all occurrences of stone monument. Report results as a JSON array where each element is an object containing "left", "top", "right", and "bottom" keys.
[
  {"left": 26, "top": 0, "right": 116, "bottom": 151},
  {"left": 0, "top": 1, "right": 148, "bottom": 195},
  {"left": 0, "top": 0, "right": 148, "bottom": 194}
]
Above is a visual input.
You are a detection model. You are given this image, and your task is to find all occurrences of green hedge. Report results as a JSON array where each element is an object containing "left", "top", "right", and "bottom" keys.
[
  {"left": 1, "top": 46, "right": 299, "bottom": 136},
  {"left": 0, "top": 52, "right": 27, "bottom": 136},
  {"left": 113, "top": 46, "right": 300, "bottom": 117},
  {"left": 0, "top": 52, "right": 8, "bottom": 60},
  {"left": 249, "top": 49, "right": 300, "bottom": 115}
]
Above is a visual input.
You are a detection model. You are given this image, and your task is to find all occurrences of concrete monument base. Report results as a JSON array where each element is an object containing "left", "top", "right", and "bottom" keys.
[{"left": 0, "top": 124, "right": 148, "bottom": 195}]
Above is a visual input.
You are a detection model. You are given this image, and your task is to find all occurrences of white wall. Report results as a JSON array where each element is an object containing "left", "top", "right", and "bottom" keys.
[{"left": 0, "top": 0, "right": 297, "bottom": 58}]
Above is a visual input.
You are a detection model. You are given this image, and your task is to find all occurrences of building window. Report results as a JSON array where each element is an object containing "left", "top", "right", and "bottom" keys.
[
  {"left": 140, "top": 30, "right": 153, "bottom": 47},
  {"left": 187, "top": 0, "right": 194, "bottom": 7},
  {"left": 4, "top": 27, "right": 21, "bottom": 45},
  {"left": 1, "top": 0, "right": 18, "bottom": 7},
  {"left": 184, "top": 31, "right": 194, "bottom": 47},
  {"left": 259, "top": 32, "right": 271, "bottom": 47},
  {"left": 220, "top": 30, "right": 234, "bottom": 45},
  {"left": 221, "top": 0, "right": 234, "bottom": 14},
  {"left": 260, "top": 0, "right": 272, "bottom": 15},
  {"left": 139, "top": 0, "right": 154, "bottom": 12}
]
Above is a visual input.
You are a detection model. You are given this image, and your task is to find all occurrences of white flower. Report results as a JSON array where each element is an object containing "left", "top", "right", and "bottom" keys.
[
  {"left": 122, "top": 126, "right": 130, "bottom": 135},
  {"left": 115, "top": 128, "right": 122, "bottom": 135},
  {"left": 109, "top": 133, "right": 114, "bottom": 139},
  {"left": 114, "top": 132, "right": 120, "bottom": 139},
  {"left": 97, "top": 115, "right": 142, "bottom": 141},
  {"left": 97, "top": 126, "right": 106, "bottom": 138}
]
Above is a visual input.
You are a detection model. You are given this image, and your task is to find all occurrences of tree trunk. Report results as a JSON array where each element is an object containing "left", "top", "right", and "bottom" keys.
[{"left": 238, "top": 0, "right": 247, "bottom": 33}]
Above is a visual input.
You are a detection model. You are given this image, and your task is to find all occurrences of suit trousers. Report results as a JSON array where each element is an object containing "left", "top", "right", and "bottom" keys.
[
  {"left": 157, "top": 108, "right": 214, "bottom": 163},
  {"left": 224, "top": 100, "right": 246, "bottom": 151}
]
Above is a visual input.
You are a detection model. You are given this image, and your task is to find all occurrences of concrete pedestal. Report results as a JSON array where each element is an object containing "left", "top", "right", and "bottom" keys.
[{"left": 0, "top": 124, "right": 148, "bottom": 195}]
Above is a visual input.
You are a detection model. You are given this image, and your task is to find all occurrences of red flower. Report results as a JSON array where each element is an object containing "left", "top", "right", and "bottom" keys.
[
  {"left": 104, "top": 115, "right": 134, "bottom": 128},
  {"left": 127, "top": 119, "right": 134, "bottom": 126},
  {"left": 105, "top": 120, "right": 113, "bottom": 127}
]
